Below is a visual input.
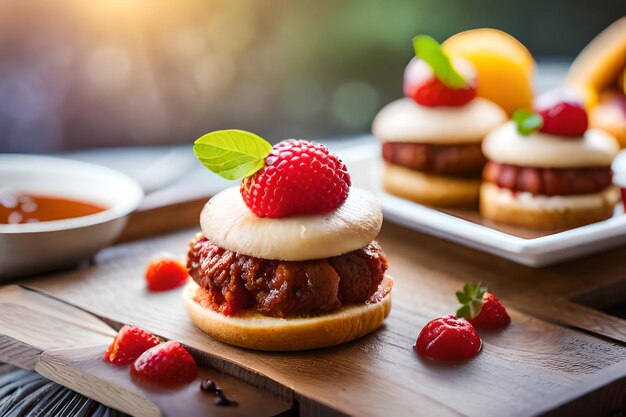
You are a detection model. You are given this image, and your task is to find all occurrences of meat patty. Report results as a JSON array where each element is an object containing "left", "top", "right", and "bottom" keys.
[
  {"left": 382, "top": 142, "right": 486, "bottom": 177},
  {"left": 187, "top": 234, "right": 388, "bottom": 318},
  {"left": 483, "top": 162, "right": 613, "bottom": 196}
]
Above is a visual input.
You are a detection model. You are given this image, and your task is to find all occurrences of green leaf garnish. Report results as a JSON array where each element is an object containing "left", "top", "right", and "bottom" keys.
[
  {"left": 193, "top": 130, "right": 272, "bottom": 180},
  {"left": 512, "top": 110, "right": 543, "bottom": 136},
  {"left": 455, "top": 282, "right": 487, "bottom": 320},
  {"left": 412, "top": 35, "right": 466, "bottom": 89}
]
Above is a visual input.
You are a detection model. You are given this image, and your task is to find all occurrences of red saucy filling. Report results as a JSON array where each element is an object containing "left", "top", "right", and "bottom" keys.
[
  {"left": 186, "top": 234, "right": 388, "bottom": 318},
  {"left": 382, "top": 142, "right": 486, "bottom": 177},
  {"left": 484, "top": 162, "right": 612, "bottom": 196}
]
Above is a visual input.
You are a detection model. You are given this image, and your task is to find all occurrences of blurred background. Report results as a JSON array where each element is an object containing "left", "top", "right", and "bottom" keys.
[{"left": 0, "top": 0, "right": 624, "bottom": 152}]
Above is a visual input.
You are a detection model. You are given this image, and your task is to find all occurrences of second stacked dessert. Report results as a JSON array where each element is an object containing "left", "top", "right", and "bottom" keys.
[
  {"left": 481, "top": 91, "right": 620, "bottom": 229},
  {"left": 373, "top": 36, "right": 507, "bottom": 207}
]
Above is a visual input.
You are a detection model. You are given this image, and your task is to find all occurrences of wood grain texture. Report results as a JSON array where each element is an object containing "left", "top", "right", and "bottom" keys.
[
  {"left": 36, "top": 346, "right": 291, "bottom": 417},
  {"left": 0, "top": 334, "right": 41, "bottom": 370},
  {"left": 21, "top": 223, "right": 626, "bottom": 417},
  {"left": 0, "top": 285, "right": 115, "bottom": 369},
  {"left": 537, "top": 360, "right": 626, "bottom": 417}
]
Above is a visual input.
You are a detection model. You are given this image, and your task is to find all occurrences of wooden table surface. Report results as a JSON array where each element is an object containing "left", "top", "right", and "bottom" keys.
[{"left": 0, "top": 191, "right": 620, "bottom": 417}]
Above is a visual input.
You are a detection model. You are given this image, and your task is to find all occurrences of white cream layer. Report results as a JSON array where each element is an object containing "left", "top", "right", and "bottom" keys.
[
  {"left": 372, "top": 97, "right": 507, "bottom": 144},
  {"left": 483, "top": 122, "right": 619, "bottom": 168},
  {"left": 200, "top": 187, "right": 382, "bottom": 261}
]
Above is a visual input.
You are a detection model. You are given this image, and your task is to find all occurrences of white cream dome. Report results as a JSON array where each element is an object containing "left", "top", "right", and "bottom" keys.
[
  {"left": 372, "top": 97, "right": 507, "bottom": 144},
  {"left": 483, "top": 122, "right": 619, "bottom": 168},
  {"left": 200, "top": 187, "right": 382, "bottom": 261}
]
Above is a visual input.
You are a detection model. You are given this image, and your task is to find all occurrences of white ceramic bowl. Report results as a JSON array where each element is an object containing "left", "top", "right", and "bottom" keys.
[{"left": 0, "top": 155, "right": 144, "bottom": 280}]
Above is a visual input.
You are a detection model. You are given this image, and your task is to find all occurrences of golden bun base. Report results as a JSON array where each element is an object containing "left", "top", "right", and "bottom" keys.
[
  {"left": 183, "top": 276, "right": 393, "bottom": 351},
  {"left": 382, "top": 163, "right": 481, "bottom": 207},
  {"left": 480, "top": 182, "right": 619, "bottom": 230}
]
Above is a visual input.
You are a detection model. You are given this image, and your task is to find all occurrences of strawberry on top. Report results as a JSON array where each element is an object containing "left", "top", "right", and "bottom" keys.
[
  {"left": 511, "top": 89, "right": 590, "bottom": 138},
  {"left": 403, "top": 35, "right": 478, "bottom": 107},
  {"left": 241, "top": 139, "right": 351, "bottom": 218},
  {"left": 535, "top": 89, "right": 589, "bottom": 137},
  {"left": 193, "top": 130, "right": 351, "bottom": 219}
]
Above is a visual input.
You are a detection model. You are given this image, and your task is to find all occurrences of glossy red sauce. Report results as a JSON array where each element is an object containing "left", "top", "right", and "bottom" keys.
[{"left": 0, "top": 193, "right": 106, "bottom": 224}]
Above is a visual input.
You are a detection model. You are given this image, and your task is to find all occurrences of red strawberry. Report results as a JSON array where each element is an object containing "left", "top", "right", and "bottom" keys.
[
  {"left": 403, "top": 57, "right": 477, "bottom": 107},
  {"left": 414, "top": 315, "right": 482, "bottom": 361},
  {"left": 535, "top": 89, "right": 588, "bottom": 137},
  {"left": 145, "top": 258, "right": 188, "bottom": 292},
  {"left": 456, "top": 283, "right": 511, "bottom": 329},
  {"left": 104, "top": 325, "right": 161, "bottom": 365},
  {"left": 131, "top": 341, "right": 198, "bottom": 387},
  {"left": 240, "top": 140, "right": 351, "bottom": 218}
]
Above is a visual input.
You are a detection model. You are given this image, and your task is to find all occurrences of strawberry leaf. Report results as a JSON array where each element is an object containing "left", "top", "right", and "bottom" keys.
[
  {"left": 412, "top": 35, "right": 466, "bottom": 89},
  {"left": 193, "top": 130, "right": 272, "bottom": 180},
  {"left": 456, "top": 291, "right": 470, "bottom": 304},
  {"left": 456, "top": 305, "right": 470, "bottom": 319},
  {"left": 456, "top": 282, "right": 488, "bottom": 320},
  {"left": 512, "top": 110, "right": 543, "bottom": 136}
]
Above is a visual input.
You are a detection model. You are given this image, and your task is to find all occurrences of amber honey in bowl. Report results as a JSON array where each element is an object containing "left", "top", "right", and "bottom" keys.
[{"left": 0, "top": 193, "right": 107, "bottom": 224}]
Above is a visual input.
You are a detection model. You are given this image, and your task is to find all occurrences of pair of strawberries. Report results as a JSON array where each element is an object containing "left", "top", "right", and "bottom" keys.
[
  {"left": 104, "top": 325, "right": 198, "bottom": 387},
  {"left": 415, "top": 283, "right": 510, "bottom": 362}
]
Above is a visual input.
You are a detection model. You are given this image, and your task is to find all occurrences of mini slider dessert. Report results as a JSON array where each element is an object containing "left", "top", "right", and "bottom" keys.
[
  {"left": 373, "top": 36, "right": 507, "bottom": 207},
  {"left": 481, "top": 90, "right": 620, "bottom": 229},
  {"left": 185, "top": 130, "right": 392, "bottom": 351}
]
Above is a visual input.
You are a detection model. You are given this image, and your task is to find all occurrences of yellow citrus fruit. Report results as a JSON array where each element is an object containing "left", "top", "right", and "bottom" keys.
[{"left": 443, "top": 28, "right": 535, "bottom": 115}]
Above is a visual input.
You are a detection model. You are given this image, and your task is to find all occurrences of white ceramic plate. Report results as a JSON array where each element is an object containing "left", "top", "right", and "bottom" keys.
[
  {"left": 0, "top": 155, "right": 144, "bottom": 280},
  {"left": 339, "top": 141, "right": 626, "bottom": 267}
]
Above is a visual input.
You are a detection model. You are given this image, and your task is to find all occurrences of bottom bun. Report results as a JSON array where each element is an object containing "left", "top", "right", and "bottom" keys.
[
  {"left": 382, "top": 163, "right": 481, "bottom": 207},
  {"left": 183, "top": 276, "right": 393, "bottom": 351},
  {"left": 480, "top": 182, "right": 619, "bottom": 230}
]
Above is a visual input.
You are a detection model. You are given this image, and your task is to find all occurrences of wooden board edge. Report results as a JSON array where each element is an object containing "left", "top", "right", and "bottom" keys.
[
  {"left": 35, "top": 347, "right": 162, "bottom": 417},
  {"left": 0, "top": 334, "right": 41, "bottom": 370},
  {"left": 537, "top": 361, "right": 626, "bottom": 416},
  {"left": 512, "top": 296, "right": 626, "bottom": 344},
  {"left": 189, "top": 347, "right": 295, "bottom": 404}
]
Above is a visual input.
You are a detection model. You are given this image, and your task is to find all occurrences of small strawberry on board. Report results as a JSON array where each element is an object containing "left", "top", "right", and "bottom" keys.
[{"left": 456, "top": 283, "right": 511, "bottom": 329}]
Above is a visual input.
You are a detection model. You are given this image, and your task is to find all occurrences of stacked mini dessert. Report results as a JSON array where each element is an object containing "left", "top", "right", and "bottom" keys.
[
  {"left": 373, "top": 36, "right": 507, "bottom": 207},
  {"left": 481, "top": 90, "right": 620, "bottom": 229},
  {"left": 186, "top": 130, "right": 392, "bottom": 351}
]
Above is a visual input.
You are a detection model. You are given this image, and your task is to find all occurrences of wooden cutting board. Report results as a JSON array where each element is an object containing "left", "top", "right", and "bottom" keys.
[
  {"left": 12, "top": 218, "right": 626, "bottom": 417},
  {"left": 0, "top": 285, "right": 291, "bottom": 417}
]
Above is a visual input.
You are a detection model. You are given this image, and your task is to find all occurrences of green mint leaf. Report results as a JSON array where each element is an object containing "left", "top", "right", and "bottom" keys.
[
  {"left": 412, "top": 35, "right": 466, "bottom": 89},
  {"left": 193, "top": 130, "right": 272, "bottom": 180},
  {"left": 512, "top": 110, "right": 543, "bottom": 136}
]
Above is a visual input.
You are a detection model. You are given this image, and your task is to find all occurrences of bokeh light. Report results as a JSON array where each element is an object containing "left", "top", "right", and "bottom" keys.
[{"left": 0, "top": 0, "right": 622, "bottom": 151}]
